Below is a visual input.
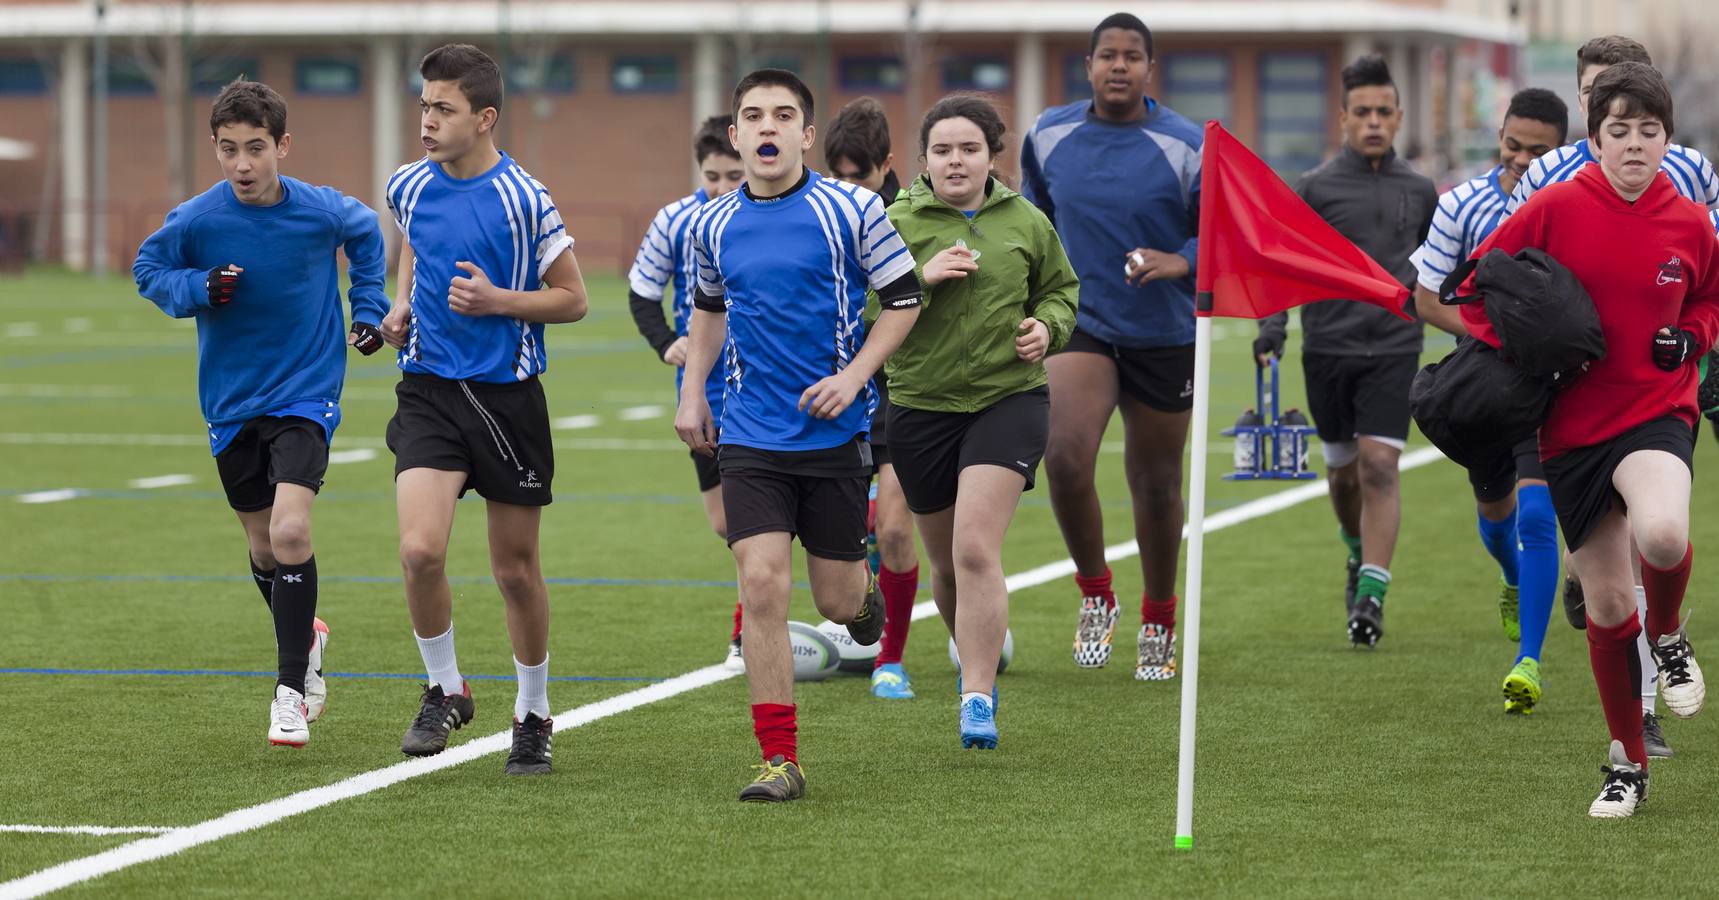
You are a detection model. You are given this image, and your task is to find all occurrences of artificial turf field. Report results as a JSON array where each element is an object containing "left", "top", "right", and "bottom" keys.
[{"left": 2, "top": 266, "right": 1716, "bottom": 898}]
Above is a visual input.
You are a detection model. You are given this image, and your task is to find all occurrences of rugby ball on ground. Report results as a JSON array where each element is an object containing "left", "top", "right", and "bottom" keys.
[
  {"left": 788, "top": 620, "right": 842, "bottom": 682},
  {"left": 816, "top": 619, "right": 882, "bottom": 674},
  {"left": 949, "top": 628, "right": 1015, "bottom": 675}
]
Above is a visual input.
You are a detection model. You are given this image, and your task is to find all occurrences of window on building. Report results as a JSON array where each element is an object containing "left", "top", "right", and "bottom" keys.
[
  {"left": 1163, "top": 53, "right": 1230, "bottom": 124},
  {"left": 510, "top": 53, "right": 576, "bottom": 93},
  {"left": 942, "top": 56, "right": 1010, "bottom": 92},
  {"left": 839, "top": 56, "right": 903, "bottom": 92},
  {"left": 1258, "top": 52, "right": 1327, "bottom": 177},
  {"left": 0, "top": 59, "right": 49, "bottom": 96},
  {"left": 611, "top": 56, "right": 678, "bottom": 93},
  {"left": 194, "top": 57, "right": 260, "bottom": 94},
  {"left": 107, "top": 58, "right": 155, "bottom": 96},
  {"left": 296, "top": 58, "right": 361, "bottom": 96},
  {"left": 1063, "top": 52, "right": 1091, "bottom": 102}
]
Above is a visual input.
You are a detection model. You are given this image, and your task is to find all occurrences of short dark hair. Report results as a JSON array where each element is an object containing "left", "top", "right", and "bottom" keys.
[
  {"left": 1090, "top": 12, "right": 1153, "bottom": 58},
  {"left": 209, "top": 79, "right": 287, "bottom": 142},
  {"left": 824, "top": 97, "right": 892, "bottom": 173},
  {"left": 1504, "top": 87, "right": 1570, "bottom": 143},
  {"left": 1576, "top": 35, "right": 1652, "bottom": 78},
  {"left": 1587, "top": 61, "right": 1674, "bottom": 141},
  {"left": 420, "top": 43, "right": 504, "bottom": 116},
  {"left": 694, "top": 114, "right": 737, "bottom": 162},
  {"left": 731, "top": 68, "right": 814, "bottom": 126},
  {"left": 918, "top": 93, "right": 1007, "bottom": 159},
  {"left": 1341, "top": 54, "right": 1396, "bottom": 105}
]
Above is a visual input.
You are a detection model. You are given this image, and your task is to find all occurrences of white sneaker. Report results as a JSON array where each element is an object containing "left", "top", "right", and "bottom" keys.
[
  {"left": 1587, "top": 740, "right": 1647, "bottom": 818},
  {"left": 1073, "top": 596, "right": 1119, "bottom": 668},
  {"left": 1650, "top": 629, "right": 1704, "bottom": 719},
  {"left": 1135, "top": 623, "right": 1178, "bottom": 681},
  {"left": 722, "top": 636, "right": 745, "bottom": 672},
  {"left": 304, "top": 618, "right": 330, "bottom": 722},
  {"left": 268, "top": 684, "right": 309, "bottom": 748}
]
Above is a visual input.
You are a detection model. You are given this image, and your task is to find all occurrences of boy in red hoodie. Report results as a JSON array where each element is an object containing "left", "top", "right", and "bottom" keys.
[{"left": 1462, "top": 63, "right": 1718, "bottom": 817}]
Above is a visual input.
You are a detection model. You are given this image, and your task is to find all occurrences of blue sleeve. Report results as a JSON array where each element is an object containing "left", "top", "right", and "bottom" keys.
[
  {"left": 133, "top": 205, "right": 211, "bottom": 319},
  {"left": 1020, "top": 130, "right": 1054, "bottom": 222},
  {"left": 338, "top": 194, "right": 388, "bottom": 327},
  {"left": 1178, "top": 163, "right": 1200, "bottom": 277}
]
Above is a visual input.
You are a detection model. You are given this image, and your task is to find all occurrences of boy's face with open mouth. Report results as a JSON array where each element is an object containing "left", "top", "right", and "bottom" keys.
[{"left": 731, "top": 84, "right": 813, "bottom": 187}]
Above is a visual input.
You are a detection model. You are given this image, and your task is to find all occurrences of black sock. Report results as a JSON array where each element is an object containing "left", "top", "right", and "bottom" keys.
[
  {"left": 272, "top": 556, "right": 317, "bottom": 694},
  {"left": 249, "top": 557, "right": 275, "bottom": 609}
]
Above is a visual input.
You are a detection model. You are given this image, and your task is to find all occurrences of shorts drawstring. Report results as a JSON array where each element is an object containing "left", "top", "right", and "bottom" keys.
[{"left": 459, "top": 380, "right": 525, "bottom": 472}]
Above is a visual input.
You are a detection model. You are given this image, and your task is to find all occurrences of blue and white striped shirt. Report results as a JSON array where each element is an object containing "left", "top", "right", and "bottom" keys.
[
  {"left": 1507, "top": 139, "right": 1719, "bottom": 215},
  {"left": 689, "top": 169, "right": 916, "bottom": 452},
  {"left": 628, "top": 189, "right": 724, "bottom": 418},
  {"left": 384, "top": 152, "right": 573, "bottom": 383},
  {"left": 1409, "top": 166, "right": 1510, "bottom": 292}
]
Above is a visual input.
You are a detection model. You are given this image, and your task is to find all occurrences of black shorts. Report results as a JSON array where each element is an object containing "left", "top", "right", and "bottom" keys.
[
  {"left": 1302, "top": 352, "right": 1419, "bottom": 444},
  {"left": 386, "top": 373, "right": 555, "bottom": 507},
  {"left": 887, "top": 387, "right": 1051, "bottom": 514},
  {"left": 215, "top": 416, "right": 328, "bottom": 512},
  {"left": 719, "top": 440, "right": 871, "bottom": 561},
  {"left": 870, "top": 374, "right": 893, "bottom": 468},
  {"left": 1466, "top": 436, "right": 1548, "bottom": 503},
  {"left": 690, "top": 450, "right": 722, "bottom": 493},
  {"left": 1543, "top": 416, "right": 1694, "bottom": 551},
  {"left": 1058, "top": 328, "right": 1194, "bottom": 413}
]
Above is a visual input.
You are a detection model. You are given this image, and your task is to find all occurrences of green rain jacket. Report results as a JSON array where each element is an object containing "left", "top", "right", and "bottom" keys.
[{"left": 883, "top": 174, "right": 1079, "bottom": 413}]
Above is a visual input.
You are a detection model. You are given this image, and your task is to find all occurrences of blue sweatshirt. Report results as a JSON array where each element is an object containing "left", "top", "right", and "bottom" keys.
[
  {"left": 1021, "top": 98, "right": 1202, "bottom": 349},
  {"left": 133, "top": 176, "right": 388, "bottom": 454}
]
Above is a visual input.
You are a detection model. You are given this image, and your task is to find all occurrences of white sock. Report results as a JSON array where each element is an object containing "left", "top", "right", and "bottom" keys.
[
  {"left": 960, "top": 690, "right": 989, "bottom": 709},
  {"left": 1635, "top": 586, "right": 1657, "bottom": 712},
  {"left": 515, "top": 655, "right": 550, "bottom": 721},
  {"left": 414, "top": 625, "right": 464, "bottom": 696}
]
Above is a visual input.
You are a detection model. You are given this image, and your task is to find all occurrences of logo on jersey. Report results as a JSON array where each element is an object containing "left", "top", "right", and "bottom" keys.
[
  {"left": 519, "top": 470, "right": 542, "bottom": 489},
  {"left": 1658, "top": 256, "right": 1684, "bottom": 286}
]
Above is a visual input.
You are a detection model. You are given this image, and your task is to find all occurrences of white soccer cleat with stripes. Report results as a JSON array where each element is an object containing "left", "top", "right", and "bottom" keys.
[
  {"left": 1587, "top": 741, "right": 1647, "bottom": 818},
  {"left": 1650, "top": 629, "right": 1704, "bottom": 719},
  {"left": 304, "top": 617, "right": 330, "bottom": 722},
  {"left": 268, "top": 684, "right": 309, "bottom": 748}
]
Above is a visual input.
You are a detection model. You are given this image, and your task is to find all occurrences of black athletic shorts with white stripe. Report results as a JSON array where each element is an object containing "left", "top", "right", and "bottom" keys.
[{"left": 386, "top": 372, "right": 555, "bottom": 506}]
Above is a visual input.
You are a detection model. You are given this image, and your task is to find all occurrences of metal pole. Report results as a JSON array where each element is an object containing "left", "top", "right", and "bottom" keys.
[
  {"left": 1173, "top": 311, "right": 1214, "bottom": 850},
  {"left": 91, "top": 0, "right": 108, "bottom": 277}
]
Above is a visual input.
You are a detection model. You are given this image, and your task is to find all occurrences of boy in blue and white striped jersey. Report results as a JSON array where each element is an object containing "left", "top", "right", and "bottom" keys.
[{"left": 379, "top": 44, "right": 590, "bottom": 775}]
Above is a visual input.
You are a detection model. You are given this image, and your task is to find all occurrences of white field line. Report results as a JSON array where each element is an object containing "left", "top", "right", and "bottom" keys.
[
  {"left": 618, "top": 405, "right": 665, "bottom": 421},
  {"left": 17, "top": 489, "right": 85, "bottom": 505},
  {"left": 0, "top": 826, "right": 177, "bottom": 837},
  {"left": 0, "top": 385, "right": 133, "bottom": 399},
  {"left": 61, "top": 319, "right": 93, "bottom": 334},
  {"left": 552, "top": 414, "right": 601, "bottom": 430},
  {"left": 128, "top": 474, "right": 194, "bottom": 489},
  {"left": 326, "top": 448, "right": 378, "bottom": 465},
  {"left": 5, "top": 323, "right": 39, "bottom": 338},
  {"left": 0, "top": 446, "right": 1446, "bottom": 899}
]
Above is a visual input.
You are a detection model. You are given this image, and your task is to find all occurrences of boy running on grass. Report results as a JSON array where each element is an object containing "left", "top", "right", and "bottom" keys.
[
  {"left": 134, "top": 78, "right": 388, "bottom": 748},
  {"left": 675, "top": 68, "right": 917, "bottom": 803},
  {"left": 626, "top": 114, "right": 749, "bottom": 671},
  {"left": 379, "top": 43, "right": 589, "bottom": 775}
]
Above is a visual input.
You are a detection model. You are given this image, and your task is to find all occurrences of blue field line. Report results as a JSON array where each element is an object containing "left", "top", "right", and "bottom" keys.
[
  {"left": 0, "top": 572, "right": 751, "bottom": 589},
  {"left": 0, "top": 666, "right": 666, "bottom": 683}
]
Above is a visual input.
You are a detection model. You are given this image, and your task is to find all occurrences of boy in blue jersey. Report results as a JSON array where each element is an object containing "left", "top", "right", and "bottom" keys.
[
  {"left": 673, "top": 69, "right": 921, "bottom": 803},
  {"left": 1408, "top": 88, "right": 1568, "bottom": 714},
  {"left": 378, "top": 44, "right": 589, "bottom": 775},
  {"left": 133, "top": 79, "right": 388, "bottom": 748},
  {"left": 626, "top": 114, "right": 748, "bottom": 670},
  {"left": 1021, "top": 13, "right": 1201, "bottom": 681}
]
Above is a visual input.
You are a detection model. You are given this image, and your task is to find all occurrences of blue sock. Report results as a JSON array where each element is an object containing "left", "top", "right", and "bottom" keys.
[
  {"left": 1515, "top": 485, "right": 1559, "bottom": 664},
  {"left": 1477, "top": 506, "right": 1520, "bottom": 587}
]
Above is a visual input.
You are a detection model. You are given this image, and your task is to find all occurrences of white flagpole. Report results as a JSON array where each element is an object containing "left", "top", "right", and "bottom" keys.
[{"left": 1174, "top": 308, "right": 1214, "bottom": 850}]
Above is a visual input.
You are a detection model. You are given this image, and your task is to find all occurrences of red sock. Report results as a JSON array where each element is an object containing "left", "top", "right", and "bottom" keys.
[
  {"left": 1586, "top": 615, "right": 1648, "bottom": 767},
  {"left": 875, "top": 565, "right": 919, "bottom": 667},
  {"left": 750, "top": 703, "right": 797, "bottom": 764},
  {"left": 730, "top": 599, "right": 743, "bottom": 642},
  {"left": 1641, "top": 542, "right": 1692, "bottom": 641},
  {"left": 1075, "top": 568, "right": 1115, "bottom": 609},
  {"left": 1143, "top": 594, "right": 1178, "bottom": 629}
]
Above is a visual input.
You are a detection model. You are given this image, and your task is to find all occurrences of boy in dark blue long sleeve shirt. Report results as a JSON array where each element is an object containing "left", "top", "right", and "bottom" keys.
[{"left": 133, "top": 79, "right": 387, "bottom": 749}]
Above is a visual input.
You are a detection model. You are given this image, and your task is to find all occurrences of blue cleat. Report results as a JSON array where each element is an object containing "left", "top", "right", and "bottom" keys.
[
  {"left": 871, "top": 663, "right": 915, "bottom": 699},
  {"left": 959, "top": 695, "right": 998, "bottom": 749}
]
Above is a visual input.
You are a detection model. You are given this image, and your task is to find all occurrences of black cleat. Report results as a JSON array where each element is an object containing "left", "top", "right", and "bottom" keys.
[
  {"left": 738, "top": 755, "right": 806, "bottom": 803},
  {"left": 846, "top": 575, "right": 885, "bottom": 646},
  {"left": 401, "top": 683, "right": 475, "bottom": 757},
  {"left": 1348, "top": 596, "right": 1383, "bottom": 648},
  {"left": 1642, "top": 712, "right": 1674, "bottom": 759},
  {"left": 506, "top": 712, "right": 554, "bottom": 775},
  {"left": 1343, "top": 558, "right": 1361, "bottom": 616},
  {"left": 1562, "top": 577, "right": 1587, "bottom": 630}
]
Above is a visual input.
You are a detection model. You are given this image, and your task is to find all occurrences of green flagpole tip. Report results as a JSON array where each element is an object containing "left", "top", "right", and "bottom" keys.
[{"left": 1174, "top": 835, "right": 1193, "bottom": 850}]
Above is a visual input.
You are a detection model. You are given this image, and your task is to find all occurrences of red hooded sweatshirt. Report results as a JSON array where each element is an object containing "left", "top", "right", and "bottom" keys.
[{"left": 1461, "top": 165, "right": 1719, "bottom": 459}]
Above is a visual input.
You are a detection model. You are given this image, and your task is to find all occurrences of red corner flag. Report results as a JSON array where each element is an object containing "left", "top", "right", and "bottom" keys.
[{"left": 1194, "top": 122, "right": 1409, "bottom": 320}]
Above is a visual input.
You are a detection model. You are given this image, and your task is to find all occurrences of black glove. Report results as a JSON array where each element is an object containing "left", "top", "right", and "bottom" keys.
[
  {"left": 1252, "top": 333, "right": 1284, "bottom": 366},
  {"left": 206, "top": 265, "right": 240, "bottom": 306},
  {"left": 1652, "top": 327, "right": 1696, "bottom": 372},
  {"left": 349, "top": 321, "right": 384, "bottom": 356}
]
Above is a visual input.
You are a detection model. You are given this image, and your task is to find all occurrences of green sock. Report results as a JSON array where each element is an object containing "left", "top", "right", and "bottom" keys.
[
  {"left": 1357, "top": 564, "right": 1391, "bottom": 602},
  {"left": 1339, "top": 529, "right": 1362, "bottom": 563}
]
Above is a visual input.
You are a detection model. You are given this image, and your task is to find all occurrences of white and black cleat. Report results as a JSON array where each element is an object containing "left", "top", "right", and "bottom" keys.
[
  {"left": 1588, "top": 740, "right": 1648, "bottom": 818},
  {"left": 304, "top": 618, "right": 330, "bottom": 722},
  {"left": 268, "top": 684, "right": 309, "bottom": 748},
  {"left": 401, "top": 682, "right": 475, "bottom": 757},
  {"left": 1348, "top": 597, "right": 1383, "bottom": 648},
  {"left": 1650, "top": 628, "right": 1704, "bottom": 719},
  {"left": 723, "top": 636, "right": 745, "bottom": 672}
]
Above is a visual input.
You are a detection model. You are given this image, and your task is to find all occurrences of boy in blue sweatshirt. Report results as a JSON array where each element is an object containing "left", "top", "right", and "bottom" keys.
[{"left": 133, "top": 79, "right": 388, "bottom": 748}]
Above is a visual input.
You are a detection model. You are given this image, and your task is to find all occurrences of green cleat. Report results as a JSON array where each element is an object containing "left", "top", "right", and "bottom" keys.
[
  {"left": 739, "top": 755, "right": 806, "bottom": 803},
  {"left": 1502, "top": 657, "right": 1542, "bottom": 715},
  {"left": 1498, "top": 576, "right": 1520, "bottom": 643}
]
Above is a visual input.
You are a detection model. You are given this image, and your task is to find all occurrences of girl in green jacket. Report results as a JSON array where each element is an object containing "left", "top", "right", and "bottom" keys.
[{"left": 884, "top": 94, "right": 1080, "bottom": 749}]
